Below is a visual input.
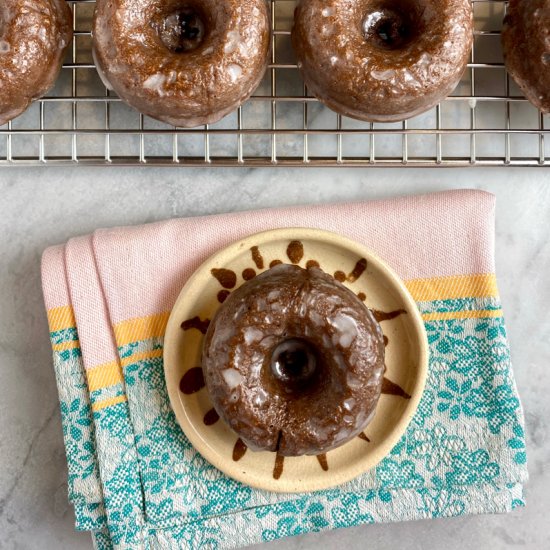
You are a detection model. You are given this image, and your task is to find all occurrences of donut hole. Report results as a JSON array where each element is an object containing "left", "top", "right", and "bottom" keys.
[
  {"left": 160, "top": 5, "right": 208, "bottom": 53},
  {"left": 362, "top": 1, "right": 423, "bottom": 50},
  {"left": 269, "top": 338, "right": 322, "bottom": 393}
]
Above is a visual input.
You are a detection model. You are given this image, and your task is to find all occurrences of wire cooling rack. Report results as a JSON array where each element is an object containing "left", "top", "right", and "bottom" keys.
[{"left": 0, "top": 0, "right": 548, "bottom": 167}]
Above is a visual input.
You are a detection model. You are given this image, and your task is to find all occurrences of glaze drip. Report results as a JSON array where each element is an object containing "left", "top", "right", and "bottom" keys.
[
  {"left": 348, "top": 258, "right": 367, "bottom": 282},
  {"left": 382, "top": 376, "right": 411, "bottom": 398},
  {"left": 251, "top": 246, "right": 264, "bottom": 269},
  {"left": 273, "top": 454, "right": 285, "bottom": 479},
  {"left": 371, "top": 309, "right": 406, "bottom": 323},
  {"left": 179, "top": 367, "right": 205, "bottom": 394},
  {"left": 242, "top": 268, "right": 256, "bottom": 281},
  {"left": 286, "top": 240, "right": 304, "bottom": 264},
  {"left": 232, "top": 438, "right": 248, "bottom": 461},
  {"left": 316, "top": 453, "right": 329, "bottom": 471},
  {"left": 217, "top": 290, "right": 231, "bottom": 303},
  {"left": 203, "top": 407, "right": 220, "bottom": 425},
  {"left": 181, "top": 316, "right": 210, "bottom": 334},
  {"left": 334, "top": 271, "right": 346, "bottom": 282},
  {"left": 211, "top": 268, "right": 237, "bottom": 289}
]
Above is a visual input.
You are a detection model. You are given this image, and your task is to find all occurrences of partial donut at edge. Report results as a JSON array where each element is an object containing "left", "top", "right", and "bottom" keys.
[{"left": 0, "top": 0, "right": 73, "bottom": 126}]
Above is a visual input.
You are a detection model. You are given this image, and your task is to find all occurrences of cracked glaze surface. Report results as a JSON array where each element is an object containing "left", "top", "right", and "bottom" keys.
[
  {"left": 203, "top": 264, "right": 385, "bottom": 457},
  {"left": 291, "top": 0, "right": 473, "bottom": 122},
  {"left": 502, "top": 0, "right": 550, "bottom": 114},
  {"left": 92, "top": 0, "right": 270, "bottom": 128},
  {"left": 0, "top": 0, "right": 72, "bottom": 126}
]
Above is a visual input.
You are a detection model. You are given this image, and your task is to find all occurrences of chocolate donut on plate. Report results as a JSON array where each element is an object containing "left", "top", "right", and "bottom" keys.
[
  {"left": 203, "top": 264, "right": 386, "bottom": 457},
  {"left": 502, "top": 0, "right": 550, "bottom": 114},
  {"left": 291, "top": 0, "right": 473, "bottom": 122},
  {"left": 93, "top": 0, "right": 271, "bottom": 128},
  {"left": 0, "top": 0, "right": 72, "bottom": 127}
]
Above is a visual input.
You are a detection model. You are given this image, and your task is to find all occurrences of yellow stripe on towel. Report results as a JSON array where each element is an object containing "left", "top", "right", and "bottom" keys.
[
  {"left": 52, "top": 340, "right": 81, "bottom": 352},
  {"left": 47, "top": 305, "right": 76, "bottom": 332},
  {"left": 87, "top": 361, "right": 124, "bottom": 392},
  {"left": 109, "top": 275, "right": 499, "bottom": 346},
  {"left": 86, "top": 351, "right": 162, "bottom": 393},
  {"left": 405, "top": 274, "right": 498, "bottom": 302},
  {"left": 120, "top": 349, "right": 164, "bottom": 367},
  {"left": 114, "top": 313, "right": 170, "bottom": 347},
  {"left": 422, "top": 309, "right": 503, "bottom": 322},
  {"left": 91, "top": 395, "right": 127, "bottom": 412}
]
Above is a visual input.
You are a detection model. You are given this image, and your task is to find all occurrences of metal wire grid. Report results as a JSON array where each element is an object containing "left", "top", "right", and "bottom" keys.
[{"left": 0, "top": 0, "right": 548, "bottom": 167}]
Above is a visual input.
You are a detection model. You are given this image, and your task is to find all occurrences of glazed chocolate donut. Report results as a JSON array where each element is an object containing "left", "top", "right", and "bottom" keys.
[
  {"left": 203, "top": 264, "right": 385, "bottom": 457},
  {"left": 502, "top": 0, "right": 550, "bottom": 114},
  {"left": 291, "top": 0, "right": 473, "bottom": 122},
  {"left": 93, "top": 0, "right": 270, "bottom": 128},
  {"left": 0, "top": 1, "right": 72, "bottom": 126}
]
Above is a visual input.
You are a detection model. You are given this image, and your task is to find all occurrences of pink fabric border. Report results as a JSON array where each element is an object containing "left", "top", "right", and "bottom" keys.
[{"left": 90, "top": 189, "right": 495, "bottom": 324}]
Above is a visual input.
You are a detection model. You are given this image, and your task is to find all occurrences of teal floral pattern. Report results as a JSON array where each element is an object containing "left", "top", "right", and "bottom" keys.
[
  {"left": 51, "top": 296, "right": 527, "bottom": 549},
  {"left": 418, "top": 476, "right": 466, "bottom": 518},
  {"left": 446, "top": 450, "right": 500, "bottom": 487},
  {"left": 408, "top": 423, "right": 466, "bottom": 472},
  {"left": 437, "top": 379, "right": 520, "bottom": 435},
  {"left": 256, "top": 497, "right": 331, "bottom": 541},
  {"left": 376, "top": 459, "right": 425, "bottom": 502},
  {"left": 508, "top": 424, "right": 527, "bottom": 465},
  {"left": 51, "top": 333, "right": 104, "bottom": 528}
]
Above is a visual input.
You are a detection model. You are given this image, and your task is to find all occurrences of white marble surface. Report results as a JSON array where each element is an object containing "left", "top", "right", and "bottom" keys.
[{"left": 0, "top": 167, "right": 549, "bottom": 550}]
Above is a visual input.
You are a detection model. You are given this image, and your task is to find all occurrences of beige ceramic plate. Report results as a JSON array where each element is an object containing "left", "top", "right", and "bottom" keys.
[{"left": 164, "top": 228, "right": 428, "bottom": 493}]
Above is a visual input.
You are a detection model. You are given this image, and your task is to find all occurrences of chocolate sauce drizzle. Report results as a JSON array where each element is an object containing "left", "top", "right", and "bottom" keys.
[
  {"left": 371, "top": 309, "right": 406, "bottom": 323},
  {"left": 333, "top": 258, "right": 368, "bottom": 284},
  {"left": 179, "top": 242, "right": 412, "bottom": 481},
  {"left": 242, "top": 268, "right": 256, "bottom": 281},
  {"left": 181, "top": 316, "right": 210, "bottom": 334},
  {"left": 348, "top": 258, "right": 368, "bottom": 282},
  {"left": 211, "top": 268, "right": 237, "bottom": 289},
  {"left": 382, "top": 376, "right": 411, "bottom": 399},
  {"left": 273, "top": 454, "right": 285, "bottom": 479},
  {"left": 251, "top": 246, "right": 264, "bottom": 269},
  {"left": 232, "top": 438, "right": 248, "bottom": 461},
  {"left": 217, "top": 290, "right": 231, "bottom": 304},
  {"left": 203, "top": 407, "right": 220, "bottom": 426},
  {"left": 333, "top": 270, "right": 346, "bottom": 282},
  {"left": 286, "top": 240, "right": 304, "bottom": 264},
  {"left": 179, "top": 367, "right": 205, "bottom": 394},
  {"left": 316, "top": 453, "right": 329, "bottom": 471}
]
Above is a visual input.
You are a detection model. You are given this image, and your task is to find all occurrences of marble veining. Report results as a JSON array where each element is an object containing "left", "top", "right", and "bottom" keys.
[{"left": 0, "top": 167, "right": 548, "bottom": 549}]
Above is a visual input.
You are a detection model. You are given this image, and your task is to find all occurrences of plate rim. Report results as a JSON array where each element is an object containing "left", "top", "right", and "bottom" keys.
[{"left": 164, "top": 227, "right": 429, "bottom": 493}]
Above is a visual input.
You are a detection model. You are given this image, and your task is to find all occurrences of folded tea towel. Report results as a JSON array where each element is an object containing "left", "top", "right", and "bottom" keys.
[{"left": 41, "top": 189, "right": 527, "bottom": 550}]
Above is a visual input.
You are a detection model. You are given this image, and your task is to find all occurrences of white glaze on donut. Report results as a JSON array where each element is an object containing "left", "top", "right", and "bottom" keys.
[
  {"left": 0, "top": 0, "right": 72, "bottom": 126},
  {"left": 502, "top": 0, "right": 550, "bottom": 113},
  {"left": 203, "top": 264, "right": 386, "bottom": 457},
  {"left": 92, "top": 0, "right": 270, "bottom": 128},
  {"left": 291, "top": 0, "right": 473, "bottom": 122}
]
